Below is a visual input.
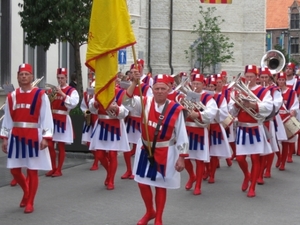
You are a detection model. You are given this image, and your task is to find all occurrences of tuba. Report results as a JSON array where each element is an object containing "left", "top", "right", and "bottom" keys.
[{"left": 261, "top": 50, "right": 286, "bottom": 75}]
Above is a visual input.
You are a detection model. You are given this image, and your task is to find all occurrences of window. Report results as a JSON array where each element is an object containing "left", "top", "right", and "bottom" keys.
[
  {"left": 290, "top": 37, "right": 299, "bottom": 54},
  {"left": 290, "top": 13, "right": 299, "bottom": 29}
]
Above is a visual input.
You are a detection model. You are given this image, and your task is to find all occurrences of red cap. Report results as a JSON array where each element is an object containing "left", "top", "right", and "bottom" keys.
[
  {"left": 207, "top": 77, "right": 216, "bottom": 85},
  {"left": 259, "top": 67, "right": 272, "bottom": 77},
  {"left": 18, "top": 63, "right": 33, "bottom": 74},
  {"left": 57, "top": 68, "right": 68, "bottom": 76},
  {"left": 244, "top": 65, "right": 258, "bottom": 76},
  {"left": 137, "top": 59, "right": 144, "bottom": 67},
  {"left": 191, "top": 68, "right": 200, "bottom": 74},
  {"left": 153, "top": 74, "right": 170, "bottom": 86},
  {"left": 216, "top": 73, "right": 223, "bottom": 80},
  {"left": 287, "top": 62, "right": 295, "bottom": 70},
  {"left": 179, "top": 72, "right": 187, "bottom": 77},
  {"left": 220, "top": 70, "right": 227, "bottom": 77},
  {"left": 130, "top": 64, "right": 142, "bottom": 72},
  {"left": 277, "top": 72, "right": 287, "bottom": 80},
  {"left": 191, "top": 73, "right": 205, "bottom": 83}
]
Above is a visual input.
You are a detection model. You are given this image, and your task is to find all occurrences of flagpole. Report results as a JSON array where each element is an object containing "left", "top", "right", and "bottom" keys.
[{"left": 131, "top": 45, "right": 152, "bottom": 158}]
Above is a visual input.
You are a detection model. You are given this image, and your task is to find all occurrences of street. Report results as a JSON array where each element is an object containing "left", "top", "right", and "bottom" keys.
[{"left": 0, "top": 150, "right": 300, "bottom": 225}]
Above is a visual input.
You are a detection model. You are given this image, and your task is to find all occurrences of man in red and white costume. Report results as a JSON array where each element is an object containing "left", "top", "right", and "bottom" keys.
[
  {"left": 218, "top": 73, "right": 237, "bottom": 161},
  {"left": 123, "top": 73, "right": 189, "bottom": 225},
  {"left": 208, "top": 76, "right": 232, "bottom": 183},
  {"left": 121, "top": 66, "right": 153, "bottom": 179},
  {"left": 46, "top": 68, "right": 79, "bottom": 177},
  {"left": 257, "top": 67, "right": 283, "bottom": 183},
  {"left": 1, "top": 63, "right": 53, "bottom": 213},
  {"left": 229, "top": 65, "right": 273, "bottom": 197},
  {"left": 80, "top": 80, "right": 99, "bottom": 170},
  {"left": 285, "top": 62, "right": 300, "bottom": 156},
  {"left": 89, "top": 87, "right": 130, "bottom": 190},
  {"left": 184, "top": 74, "right": 218, "bottom": 195},
  {"left": 277, "top": 72, "right": 299, "bottom": 171}
]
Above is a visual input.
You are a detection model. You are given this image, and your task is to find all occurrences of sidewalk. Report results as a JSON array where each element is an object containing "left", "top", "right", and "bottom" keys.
[{"left": 0, "top": 143, "right": 93, "bottom": 187}]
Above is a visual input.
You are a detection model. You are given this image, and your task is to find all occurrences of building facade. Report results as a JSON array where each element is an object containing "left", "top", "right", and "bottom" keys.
[
  {"left": 0, "top": 0, "right": 266, "bottom": 103},
  {"left": 266, "top": 0, "right": 300, "bottom": 65}
]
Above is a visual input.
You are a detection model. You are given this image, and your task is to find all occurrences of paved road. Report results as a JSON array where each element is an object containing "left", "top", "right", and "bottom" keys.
[{"left": 1, "top": 151, "right": 300, "bottom": 225}]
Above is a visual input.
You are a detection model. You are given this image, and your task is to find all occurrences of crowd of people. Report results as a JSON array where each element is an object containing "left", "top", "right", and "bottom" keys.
[{"left": 1, "top": 59, "right": 300, "bottom": 225}]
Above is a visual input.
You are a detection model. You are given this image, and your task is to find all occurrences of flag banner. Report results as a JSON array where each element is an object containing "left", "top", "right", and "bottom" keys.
[
  {"left": 86, "top": 0, "right": 136, "bottom": 110},
  {"left": 266, "top": 33, "right": 272, "bottom": 51},
  {"left": 200, "top": 0, "right": 232, "bottom": 3}
]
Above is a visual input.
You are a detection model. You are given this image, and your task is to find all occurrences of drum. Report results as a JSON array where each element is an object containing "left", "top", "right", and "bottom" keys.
[{"left": 283, "top": 116, "right": 300, "bottom": 139}]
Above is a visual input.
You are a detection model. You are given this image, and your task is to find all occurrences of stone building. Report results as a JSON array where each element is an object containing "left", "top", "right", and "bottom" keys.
[{"left": 0, "top": 0, "right": 266, "bottom": 104}]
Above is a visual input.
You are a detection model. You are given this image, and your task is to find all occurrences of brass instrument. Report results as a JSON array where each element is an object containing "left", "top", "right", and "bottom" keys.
[
  {"left": 85, "top": 110, "right": 91, "bottom": 126},
  {"left": 32, "top": 76, "right": 44, "bottom": 87},
  {"left": 45, "top": 83, "right": 58, "bottom": 103},
  {"left": 173, "top": 74, "right": 208, "bottom": 127},
  {"left": 261, "top": 50, "right": 286, "bottom": 75},
  {"left": 228, "top": 73, "right": 265, "bottom": 121}
]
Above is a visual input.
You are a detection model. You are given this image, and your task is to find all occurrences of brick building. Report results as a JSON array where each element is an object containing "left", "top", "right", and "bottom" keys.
[{"left": 266, "top": 0, "right": 300, "bottom": 64}]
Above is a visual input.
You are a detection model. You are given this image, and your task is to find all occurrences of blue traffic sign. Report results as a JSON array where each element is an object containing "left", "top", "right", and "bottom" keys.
[{"left": 118, "top": 49, "right": 127, "bottom": 64}]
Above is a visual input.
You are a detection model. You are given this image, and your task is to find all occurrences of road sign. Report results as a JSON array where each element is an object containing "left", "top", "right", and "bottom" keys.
[{"left": 118, "top": 49, "right": 127, "bottom": 64}]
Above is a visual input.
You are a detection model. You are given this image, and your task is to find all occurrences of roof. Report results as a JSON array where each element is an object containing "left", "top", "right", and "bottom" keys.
[{"left": 266, "top": 0, "right": 297, "bottom": 29}]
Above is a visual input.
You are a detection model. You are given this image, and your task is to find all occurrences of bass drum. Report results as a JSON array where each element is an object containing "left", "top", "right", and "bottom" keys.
[{"left": 283, "top": 116, "right": 300, "bottom": 140}]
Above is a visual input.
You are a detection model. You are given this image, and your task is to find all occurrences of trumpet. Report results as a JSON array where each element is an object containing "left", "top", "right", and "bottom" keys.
[
  {"left": 173, "top": 74, "right": 208, "bottom": 127},
  {"left": 228, "top": 73, "right": 264, "bottom": 121}
]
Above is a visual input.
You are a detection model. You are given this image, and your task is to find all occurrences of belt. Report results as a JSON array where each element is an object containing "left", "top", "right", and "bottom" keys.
[
  {"left": 142, "top": 138, "right": 175, "bottom": 148},
  {"left": 13, "top": 122, "right": 39, "bottom": 128},
  {"left": 279, "top": 110, "right": 288, "bottom": 114},
  {"left": 185, "top": 121, "right": 208, "bottom": 128},
  {"left": 238, "top": 122, "right": 261, "bottom": 127},
  {"left": 52, "top": 110, "right": 69, "bottom": 115},
  {"left": 98, "top": 114, "right": 114, "bottom": 119},
  {"left": 128, "top": 115, "right": 141, "bottom": 119}
]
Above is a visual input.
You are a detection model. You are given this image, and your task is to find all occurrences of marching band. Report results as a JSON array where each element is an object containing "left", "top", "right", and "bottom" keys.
[{"left": 2, "top": 54, "right": 300, "bottom": 224}]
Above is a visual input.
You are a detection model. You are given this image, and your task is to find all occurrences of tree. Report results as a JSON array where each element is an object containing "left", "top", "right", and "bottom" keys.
[
  {"left": 18, "top": 0, "right": 92, "bottom": 97},
  {"left": 185, "top": 6, "right": 234, "bottom": 74},
  {"left": 274, "top": 44, "right": 298, "bottom": 67}
]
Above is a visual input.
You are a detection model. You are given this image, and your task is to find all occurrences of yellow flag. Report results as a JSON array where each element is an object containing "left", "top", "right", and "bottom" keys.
[{"left": 85, "top": 0, "right": 136, "bottom": 109}]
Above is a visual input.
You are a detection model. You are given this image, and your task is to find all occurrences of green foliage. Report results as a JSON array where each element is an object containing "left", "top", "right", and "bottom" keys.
[
  {"left": 18, "top": 0, "right": 93, "bottom": 99},
  {"left": 18, "top": 0, "right": 92, "bottom": 50},
  {"left": 274, "top": 44, "right": 298, "bottom": 66},
  {"left": 185, "top": 6, "right": 235, "bottom": 73},
  {"left": 69, "top": 104, "right": 84, "bottom": 116}
]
